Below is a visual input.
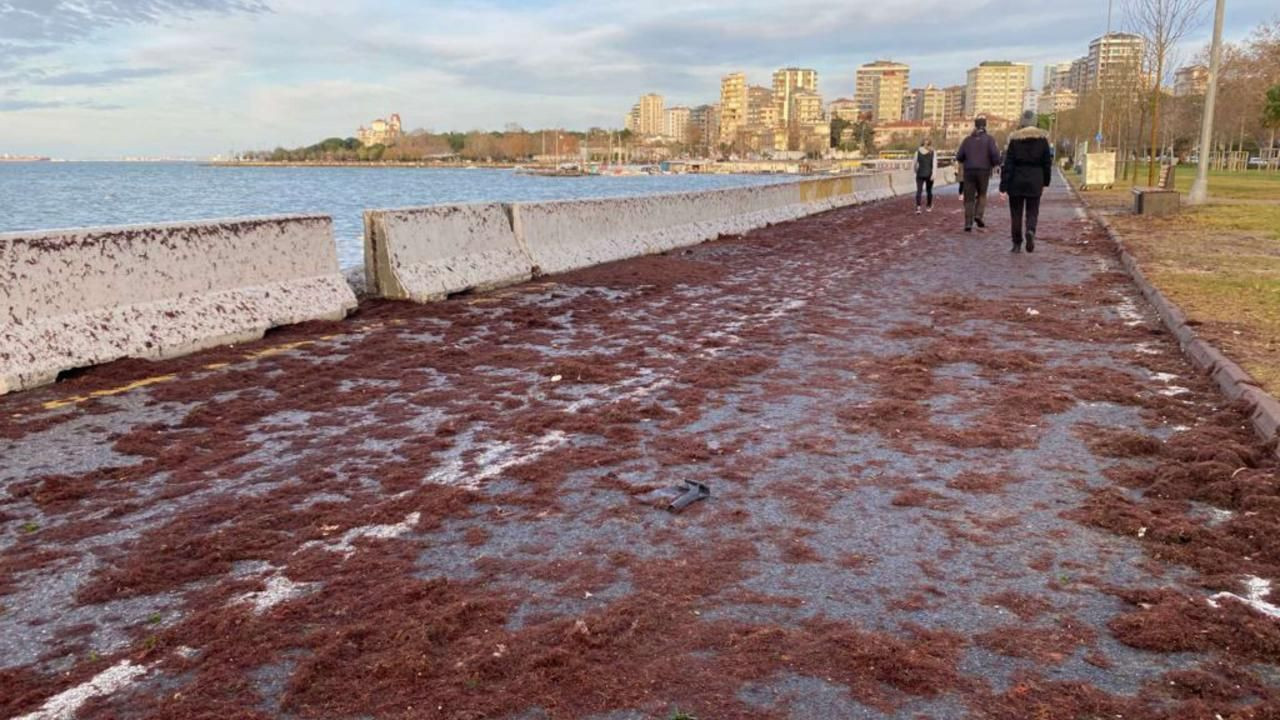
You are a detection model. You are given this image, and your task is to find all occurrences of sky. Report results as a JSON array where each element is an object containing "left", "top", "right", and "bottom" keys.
[{"left": 0, "top": 0, "right": 1274, "bottom": 158}]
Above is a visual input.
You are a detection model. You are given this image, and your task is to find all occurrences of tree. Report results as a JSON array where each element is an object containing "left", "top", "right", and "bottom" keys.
[
  {"left": 830, "top": 117, "right": 851, "bottom": 148},
  {"left": 1127, "top": 0, "right": 1207, "bottom": 184},
  {"left": 1265, "top": 84, "right": 1280, "bottom": 165}
]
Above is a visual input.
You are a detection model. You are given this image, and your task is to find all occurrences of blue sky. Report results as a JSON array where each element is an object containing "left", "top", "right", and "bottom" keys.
[{"left": 1, "top": 0, "right": 1274, "bottom": 158}]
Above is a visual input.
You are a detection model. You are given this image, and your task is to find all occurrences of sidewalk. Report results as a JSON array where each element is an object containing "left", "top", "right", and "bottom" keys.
[{"left": 3, "top": 181, "right": 1279, "bottom": 719}]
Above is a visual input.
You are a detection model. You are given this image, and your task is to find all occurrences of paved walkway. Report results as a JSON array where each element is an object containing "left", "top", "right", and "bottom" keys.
[{"left": 4, "top": 180, "right": 1280, "bottom": 719}]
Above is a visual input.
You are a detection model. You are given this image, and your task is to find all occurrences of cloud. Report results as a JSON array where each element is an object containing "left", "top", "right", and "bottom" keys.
[
  {"left": 0, "top": 0, "right": 268, "bottom": 67},
  {"left": 31, "top": 67, "right": 175, "bottom": 86},
  {"left": 0, "top": 97, "right": 126, "bottom": 112}
]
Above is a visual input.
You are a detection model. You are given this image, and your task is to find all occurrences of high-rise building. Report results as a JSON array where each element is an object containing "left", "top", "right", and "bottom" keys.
[
  {"left": 637, "top": 93, "right": 665, "bottom": 136},
  {"left": 828, "top": 98, "right": 861, "bottom": 122},
  {"left": 1174, "top": 65, "right": 1209, "bottom": 96},
  {"left": 664, "top": 106, "right": 692, "bottom": 143},
  {"left": 1068, "top": 56, "right": 1090, "bottom": 94},
  {"left": 965, "top": 61, "right": 1033, "bottom": 121},
  {"left": 1022, "top": 88, "right": 1039, "bottom": 115},
  {"left": 1086, "top": 33, "right": 1145, "bottom": 93},
  {"left": 719, "top": 73, "right": 747, "bottom": 145},
  {"left": 855, "top": 61, "right": 910, "bottom": 124},
  {"left": 943, "top": 85, "right": 966, "bottom": 122},
  {"left": 690, "top": 104, "right": 720, "bottom": 151},
  {"left": 1038, "top": 89, "right": 1079, "bottom": 114},
  {"left": 747, "top": 86, "right": 778, "bottom": 128},
  {"left": 772, "top": 67, "right": 819, "bottom": 125},
  {"left": 788, "top": 89, "right": 827, "bottom": 152},
  {"left": 1043, "top": 61, "right": 1074, "bottom": 92},
  {"left": 624, "top": 105, "right": 640, "bottom": 133},
  {"left": 910, "top": 85, "right": 946, "bottom": 126}
]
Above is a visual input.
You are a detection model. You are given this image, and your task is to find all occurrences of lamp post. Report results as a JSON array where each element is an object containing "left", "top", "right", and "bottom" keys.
[{"left": 1189, "top": 0, "right": 1225, "bottom": 204}]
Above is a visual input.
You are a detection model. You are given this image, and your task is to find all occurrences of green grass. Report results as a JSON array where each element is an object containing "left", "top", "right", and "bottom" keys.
[{"left": 1087, "top": 169, "right": 1280, "bottom": 392}]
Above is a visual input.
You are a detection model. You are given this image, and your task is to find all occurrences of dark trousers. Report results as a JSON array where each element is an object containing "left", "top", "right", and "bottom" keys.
[
  {"left": 962, "top": 170, "right": 991, "bottom": 228},
  {"left": 1009, "top": 194, "right": 1042, "bottom": 243},
  {"left": 915, "top": 177, "right": 933, "bottom": 207}
]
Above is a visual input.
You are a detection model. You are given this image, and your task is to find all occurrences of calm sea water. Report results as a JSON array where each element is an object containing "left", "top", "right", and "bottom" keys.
[{"left": 0, "top": 162, "right": 794, "bottom": 268}]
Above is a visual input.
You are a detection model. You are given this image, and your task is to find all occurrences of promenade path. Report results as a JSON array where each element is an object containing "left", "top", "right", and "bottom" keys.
[{"left": 4, "top": 180, "right": 1280, "bottom": 719}]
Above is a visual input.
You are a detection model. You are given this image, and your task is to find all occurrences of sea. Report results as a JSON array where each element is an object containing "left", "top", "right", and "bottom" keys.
[{"left": 0, "top": 162, "right": 794, "bottom": 269}]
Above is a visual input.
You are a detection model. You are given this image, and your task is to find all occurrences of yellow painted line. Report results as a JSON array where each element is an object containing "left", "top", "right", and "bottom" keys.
[
  {"left": 42, "top": 374, "right": 178, "bottom": 410},
  {"left": 243, "top": 340, "right": 316, "bottom": 360},
  {"left": 36, "top": 318, "right": 405, "bottom": 411}
]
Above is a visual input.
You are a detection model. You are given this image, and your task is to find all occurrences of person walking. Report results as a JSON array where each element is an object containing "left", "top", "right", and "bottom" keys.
[
  {"left": 914, "top": 138, "right": 937, "bottom": 214},
  {"left": 999, "top": 110, "right": 1053, "bottom": 253},
  {"left": 954, "top": 116, "right": 1001, "bottom": 232}
]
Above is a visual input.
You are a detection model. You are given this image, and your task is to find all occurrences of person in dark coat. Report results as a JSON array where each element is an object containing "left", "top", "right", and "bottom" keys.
[
  {"left": 954, "top": 116, "right": 1001, "bottom": 232},
  {"left": 913, "top": 138, "right": 937, "bottom": 214},
  {"left": 999, "top": 110, "right": 1053, "bottom": 253}
]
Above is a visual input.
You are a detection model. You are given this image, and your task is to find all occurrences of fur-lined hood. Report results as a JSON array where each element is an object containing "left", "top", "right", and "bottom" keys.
[{"left": 1009, "top": 126, "right": 1049, "bottom": 141}]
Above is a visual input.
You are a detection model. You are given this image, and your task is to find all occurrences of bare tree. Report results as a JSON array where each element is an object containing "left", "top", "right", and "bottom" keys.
[{"left": 1127, "top": 0, "right": 1207, "bottom": 184}]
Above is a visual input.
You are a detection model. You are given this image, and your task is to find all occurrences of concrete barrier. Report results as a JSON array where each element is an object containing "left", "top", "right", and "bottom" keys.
[
  {"left": 363, "top": 203, "right": 531, "bottom": 302},
  {"left": 365, "top": 169, "right": 951, "bottom": 297},
  {"left": 1, "top": 215, "right": 357, "bottom": 395}
]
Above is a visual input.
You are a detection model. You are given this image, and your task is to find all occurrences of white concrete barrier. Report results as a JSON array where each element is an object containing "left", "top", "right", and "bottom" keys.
[
  {"left": 363, "top": 203, "right": 531, "bottom": 302},
  {"left": 0, "top": 215, "right": 357, "bottom": 395},
  {"left": 364, "top": 169, "right": 949, "bottom": 299}
]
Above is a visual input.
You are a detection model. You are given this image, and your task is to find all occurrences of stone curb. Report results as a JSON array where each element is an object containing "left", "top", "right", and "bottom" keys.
[{"left": 1066, "top": 178, "right": 1280, "bottom": 458}]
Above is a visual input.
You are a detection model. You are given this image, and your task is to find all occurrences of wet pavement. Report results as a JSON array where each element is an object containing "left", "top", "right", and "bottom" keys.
[{"left": 4, "top": 178, "right": 1280, "bottom": 719}]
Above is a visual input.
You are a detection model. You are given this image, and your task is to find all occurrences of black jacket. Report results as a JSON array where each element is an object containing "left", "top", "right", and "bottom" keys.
[
  {"left": 955, "top": 130, "right": 1001, "bottom": 172},
  {"left": 999, "top": 126, "right": 1052, "bottom": 197}
]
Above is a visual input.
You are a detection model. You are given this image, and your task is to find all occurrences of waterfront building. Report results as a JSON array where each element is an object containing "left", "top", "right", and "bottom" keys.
[
  {"left": 1068, "top": 56, "right": 1091, "bottom": 94},
  {"left": 1174, "top": 65, "right": 1209, "bottom": 96},
  {"left": 1086, "top": 33, "right": 1145, "bottom": 93},
  {"left": 1022, "top": 88, "right": 1039, "bottom": 115},
  {"left": 873, "top": 121, "right": 933, "bottom": 148},
  {"left": 624, "top": 105, "right": 640, "bottom": 133},
  {"left": 356, "top": 113, "right": 402, "bottom": 146},
  {"left": 965, "top": 61, "right": 1033, "bottom": 120},
  {"left": 773, "top": 67, "right": 819, "bottom": 125},
  {"left": 855, "top": 61, "right": 910, "bottom": 124},
  {"left": 1043, "top": 61, "right": 1074, "bottom": 92},
  {"left": 690, "top": 104, "right": 721, "bottom": 154},
  {"left": 910, "top": 85, "right": 946, "bottom": 126},
  {"left": 828, "top": 98, "right": 861, "bottom": 123},
  {"left": 1038, "top": 88, "right": 1079, "bottom": 114},
  {"left": 638, "top": 93, "right": 665, "bottom": 137},
  {"left": 943, "top": 85, "right": 967, "bottom": 123},
  {"left": 664, "top": 106, "right": 692, "bottom": 144},
  {"left": 719, "top": 73, "right": 748, "bottom": 146}
]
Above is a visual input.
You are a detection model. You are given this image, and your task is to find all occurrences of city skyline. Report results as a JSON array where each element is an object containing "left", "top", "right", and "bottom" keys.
[{"left": 1, "top": 0, "right": 1274, "bottom": 158}]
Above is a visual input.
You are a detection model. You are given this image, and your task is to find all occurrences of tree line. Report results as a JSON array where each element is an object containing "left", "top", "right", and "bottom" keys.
[
  {"left": 238, "top": 128, "right": 603, "bottom": 163},
  {"left": 1052, "top": 14, "right": 1280, "bottom": 177}
]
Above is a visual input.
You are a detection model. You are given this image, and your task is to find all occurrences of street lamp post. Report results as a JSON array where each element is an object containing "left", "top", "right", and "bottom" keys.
[{"left": 1189, "top": 0, "right": 1225, "bottom": 204}]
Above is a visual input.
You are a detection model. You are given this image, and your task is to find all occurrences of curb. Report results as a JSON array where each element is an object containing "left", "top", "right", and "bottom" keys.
[{"left": 1065, "top": 177, "right": 1280, "bottom": 458}]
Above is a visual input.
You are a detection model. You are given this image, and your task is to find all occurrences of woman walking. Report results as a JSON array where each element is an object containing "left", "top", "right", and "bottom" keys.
[
  {"left": 999, "top": 110, "right": 1053, "bottom": 252},
  {"left": 914, "top": 138, "right": 937, "bottom": 214}
]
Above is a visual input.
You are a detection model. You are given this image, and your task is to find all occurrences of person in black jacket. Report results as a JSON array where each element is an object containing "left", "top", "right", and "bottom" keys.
[
  {"left": 913, "top": 138, "right": 936, "bottom": 214},
  {"left": 954, "top": 116, "right": 1001, "bottom": 232},
  {"left": 999, "top": 110, "right": 1053, "bottom": 253}
]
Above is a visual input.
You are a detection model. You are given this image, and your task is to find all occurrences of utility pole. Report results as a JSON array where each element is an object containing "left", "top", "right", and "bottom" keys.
[
  {"left": 1189, "top": 0, "right": 1225, "bottom": 204},
  {"left": 1096, "top": 0, "right": 1114, "bottom": 148}
]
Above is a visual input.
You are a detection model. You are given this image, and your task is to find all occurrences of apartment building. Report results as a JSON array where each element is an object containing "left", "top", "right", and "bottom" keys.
[
  {"left": 719, "top": 73, "right": 748, "bottom": 146},
  {"left": 855, "top": 60, "right": 910, "bottom": 123},
  {"left": 965, "top": 61, "right": 1033, "bottom": 121},
  {"left": 772, "top": 67, "right": 819, "bottom": 125}
]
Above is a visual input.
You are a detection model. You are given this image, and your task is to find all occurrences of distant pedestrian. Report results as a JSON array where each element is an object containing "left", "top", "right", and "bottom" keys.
[
  {"left": 999, "top": 110, "right": 1053, "bottom": 253},
  {"left": 914, "top": 138, "right": 937, "bottom": 214},
  {"left": 954, "top": 116, "right": 1001, "bottom": 232}
]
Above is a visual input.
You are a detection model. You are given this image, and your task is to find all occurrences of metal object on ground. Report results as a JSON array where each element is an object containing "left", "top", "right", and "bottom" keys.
[{"left": 668, "top": 480, "right": 710, "bottom": 512}]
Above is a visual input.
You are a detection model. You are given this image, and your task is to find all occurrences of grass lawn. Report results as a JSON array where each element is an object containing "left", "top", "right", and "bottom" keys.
[{"left": 1069, "top": 166, "right": 1280, "bottom": 392}]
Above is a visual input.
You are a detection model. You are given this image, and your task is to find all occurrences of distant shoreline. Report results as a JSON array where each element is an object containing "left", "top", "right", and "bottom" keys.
[{"left": 205, "top": 160, "right": 519, "bottom": 169}]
